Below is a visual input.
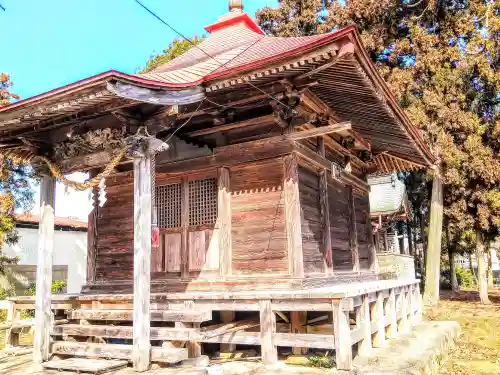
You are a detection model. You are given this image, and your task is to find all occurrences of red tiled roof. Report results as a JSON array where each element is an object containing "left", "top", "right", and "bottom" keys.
[
  {"left": 140, "top": 9, "right": 352, "bottom": 85},
  {"left": 15, "top": 214, "right": 88, "bottom": 229}
]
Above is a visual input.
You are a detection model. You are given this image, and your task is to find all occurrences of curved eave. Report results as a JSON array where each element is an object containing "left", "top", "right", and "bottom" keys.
[{"left": 0, "top": 70, "right": 203, "bottom": 115}]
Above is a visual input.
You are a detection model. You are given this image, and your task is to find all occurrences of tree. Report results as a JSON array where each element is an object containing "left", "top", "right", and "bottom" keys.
[
  {"left": 141, "top": 37, "right": 204, "bottom": 73},
  {"left": 257, "top": 0, "right": 500, "bottom": 304},
  {"left": 0, "top": 74, "right": 34, "bottom": 294}
]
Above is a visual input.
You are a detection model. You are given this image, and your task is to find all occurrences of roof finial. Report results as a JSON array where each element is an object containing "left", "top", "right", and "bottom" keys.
[{"left": 229, "top": 0, "right": 243, "bottom": 12}]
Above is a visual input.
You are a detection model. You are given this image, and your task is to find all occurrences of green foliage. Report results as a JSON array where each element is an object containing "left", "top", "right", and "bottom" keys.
[
  {"left": 307, "top": 354, "right": 335, "bottom": 368},
  {"left": 26, "top": 280, "right": 67, "bottom": 296},
  {"left": 141, "top": 37, "right": 204, "bottom": 73},
  {"left": 456, "top": 267, "right": 476, "bottom": 289}
]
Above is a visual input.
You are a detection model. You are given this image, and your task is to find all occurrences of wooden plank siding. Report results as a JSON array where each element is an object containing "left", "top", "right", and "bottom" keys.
[
  {"left": 354, "top": 194, "right": 372, "bottom": 269},
  {"left": 230, "top": 160, "right": 288, "bottom": 275},
  {"left": 298, "top": 166, "right": 324, "bottom": 275},
  {"left": 328, "top": 180, "right": 353, "bottom": 271}
]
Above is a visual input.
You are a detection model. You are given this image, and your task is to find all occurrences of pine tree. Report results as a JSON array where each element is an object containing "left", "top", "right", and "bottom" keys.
[
  {"left": 0, "top": 74, "right": 34, "bottom": 294},
  {"left": 258, "top": 0, "right": 500, "bottom": 304}
]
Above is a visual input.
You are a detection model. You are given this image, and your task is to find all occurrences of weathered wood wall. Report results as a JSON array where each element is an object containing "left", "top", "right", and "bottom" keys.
[
  {"left": 354, "top": 195, "right": 372, "bottom": 269},
  {"left": 328, "top": 181, "right": 353, "bottom": 271},
  {"left": 230, "top": 159, "right": 288, "bottom": 276},
  {"left": 298, "top": 166, "right": 324, "bottom": 275},
  {"left": 95, "top": 173, "right": 134, "bottom": 282}
]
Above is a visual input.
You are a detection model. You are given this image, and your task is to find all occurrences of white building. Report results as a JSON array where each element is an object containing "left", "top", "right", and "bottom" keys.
[{"left": 2, "top": 214, "right": 88, "bottom": 294}]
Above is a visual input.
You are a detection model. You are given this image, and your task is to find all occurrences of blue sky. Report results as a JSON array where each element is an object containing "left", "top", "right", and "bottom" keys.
[
  {"left": 0, "top": 0, "right": 277, "bottom": 100},
  {"left": 1, "top": 0, "right": 277, "bottom": 220}
]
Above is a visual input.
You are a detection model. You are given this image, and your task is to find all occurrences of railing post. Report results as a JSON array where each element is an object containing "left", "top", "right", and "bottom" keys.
[
  {"left": 387, "top": 288, "right": 398, "bottom": 338},
  {"left": 398, "top": 286, "right": 409, "bottom": 334},
  {"left": 371, "top": 292, "right": 386, "bottom": 347},
  {"left": 333, "top": 300, "right": 352, "bottom": 370},
  {"left": 357, "top": 294, "right": 372, "bottom": 356},
  {"left": 415, "top": 283, "right": 423, "bottom": 324},
  {"left": 408, "top": 283, "right": 417, "bottom": 327}
]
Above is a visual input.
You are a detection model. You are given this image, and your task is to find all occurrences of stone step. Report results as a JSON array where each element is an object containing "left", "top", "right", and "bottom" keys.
[
  {"left": 67, "top": 309, "right": 212, "bottom": 322},
  {"left": 42, "top": 358, "right": 127, "bottom": 374},
  {"left": 51, "top": 324, "right": 202, "bottom": 341},
  {"left": 50, "top": 341, "right": 188, "bottom": 363}
]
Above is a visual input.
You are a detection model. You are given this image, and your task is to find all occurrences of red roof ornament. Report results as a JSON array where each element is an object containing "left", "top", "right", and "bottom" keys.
[{"left": 205, "top": 0, "right": 264, "bottom": 35}]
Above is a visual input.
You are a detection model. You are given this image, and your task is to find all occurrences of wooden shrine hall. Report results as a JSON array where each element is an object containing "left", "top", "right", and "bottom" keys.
[{"left": 0, "top": 1, "right": 435, "bottom": 372}]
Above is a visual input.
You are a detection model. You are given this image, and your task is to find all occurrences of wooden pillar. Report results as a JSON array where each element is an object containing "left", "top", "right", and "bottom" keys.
[
  {"left": 33, "top": 176, "right": 55, "bottom": 364},
  {"left": 374, "top": 231, "right": 381, "bottom": 253},
  {"left": 319, "top": 171, "right": 332, "bottom": 273},
  {"left": 423, "top": 168, "right": 443, "bottom": 306},
  {"left": 415, "top": 283, "right": 423, "bottom": 324},
  {"left": 220, "top": 311, "right": 236, "bottom": 353},
  {"left": 332, "top": 300, "right": 352, "bottom": 370},
  {"left": 86, "top": 169, "right": 99, "bottom": 284},
  {"left": 290, "top": 311, "right": 308, "bottom": 355},
  {"left": 371, "top": 291, "right": 386, "bottom": 347},
  {"left": 347, "top": 187, "right": 359, "bottom": 271},
  {"left": 185, "top": 301, "right": 202, "bottom": 358},
  {"left": 357, "top": 295, "right": 372, "bottom": 356},
  {"left": 283, "top": 155, "right": 304, "bottom": 278},
  {"left": 383, "top": 232, "right": 389, "bottom": 252},
  {"left": 259, "top": 300, "right": 278, "bottom": 365},
  {"left": 132, "top": 153, "right": 152, "bottom": 372},
  {"left": 387, "top": 288, "right": 398, "bottom": 338},
  {"left": 180, "top": 178, "right": 190, "bottom": 279},
  {"left": 367, "top": 212, "right": 378, "bottom": 272},
  {"left": 218, "top": 168, "right": 232, "bottom": 280}
]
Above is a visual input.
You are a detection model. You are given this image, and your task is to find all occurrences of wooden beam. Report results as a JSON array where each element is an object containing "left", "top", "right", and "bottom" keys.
[
  {"left": 220, "top": 311, "right": 236, "bottom": 353},
  {"left": 283, "top": 155, "right": 304, "bottom": 278},
  {"left": 387, "top": 288, "right": 398, "bottom": 338},
  {"left": 218, "top": 168, "right": 232, "bottom": 280},
  {"left": 332, "top": 300, "right": 352, "bottom": 370},
  {"left": 259, "top": 300, "right": 278, "bottom": 365},
  {"left": 132, "top": 152, "right": 152, "bottom": 372},
  {"left": 187, "top": 115, "right": 276, "bottom": 137},
  {"left": 33, "top": 176, "right": 55, "bottom": 364},
  {"left": 285, "top": 122, "right": 351, "bottom": 141},
  {"left": 371, "top": 292, "right": 386, "bottom": 347},
  {"left": 347, "top": 187, "right": 360, "bottom": 272}
]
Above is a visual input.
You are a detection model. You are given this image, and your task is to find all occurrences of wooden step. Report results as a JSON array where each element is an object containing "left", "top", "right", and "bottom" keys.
[
  {"left": 52, "top": 324, "right": 202, "bottom": 341},
  {"left": 42, "top": 358, "right": 127, "bottom": 374},
  {"left": 50, "top": 341, "right": 187, "bottom": 363},
  {"left": 67, "top": 309, "right": 212, "bottom": 322}
]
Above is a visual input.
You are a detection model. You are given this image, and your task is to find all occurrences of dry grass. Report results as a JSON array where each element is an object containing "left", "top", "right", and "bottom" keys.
[{"left": 425, "top": 288, "right": 500, "bottom": 375}]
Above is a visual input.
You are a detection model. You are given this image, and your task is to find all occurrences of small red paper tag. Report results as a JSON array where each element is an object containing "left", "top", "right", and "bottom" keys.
[{"left": 152, "top": 227, "right": 160, "bottom": 247}]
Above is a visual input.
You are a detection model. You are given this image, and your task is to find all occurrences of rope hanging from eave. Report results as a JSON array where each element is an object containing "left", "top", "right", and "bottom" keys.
[{"left": 0, "top": 148, "right": 127, "bottom": 191}]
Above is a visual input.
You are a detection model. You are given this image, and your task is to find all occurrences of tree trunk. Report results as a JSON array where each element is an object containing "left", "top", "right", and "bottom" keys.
[
  {"left": 469, "top": 252, "right": 477, "bottom": 283},
  {"left": 446, "top": 222, "right": 459, "bottom": 292},
  {"left": 423, "top": 170, "right": 444, "bottom": 306},
  {"left": 475, "top": 230, "right": 490, "bottom": 304},
  {"left": 486, "top": 241, "right": 494, "bottom": 289}
]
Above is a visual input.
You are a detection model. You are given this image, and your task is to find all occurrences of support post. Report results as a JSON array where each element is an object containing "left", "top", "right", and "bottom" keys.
[
  {"left": 347, "top": 187, "right": 359, "bottom": 271},
  {"left": 185, "top": 301, "right": 202, "bottom": 358},
  {"left": 319, "top": 170, "right": 332, "bottom": 273},
  {"left": 283, "top": 155, "right": 304, "bottom": 278},
  {"left": 218, "top": 168, "right": 232, "bottom": 280},
  {"left": 132, "top": 152, "right": 152, "bottom": 372},
  {"left": 291, "top": 311, "right": 308, "bottom": 355},
  {"left": 407, "top": 220, "right": 414, "bottom": 256},
  {"left": 33, "top": 176, "right": 55, "bottom": 364},
  {"left": 259, "top": 300, "right": 278, "bottom": 365},
  {"left": 357, "top": 295, "right": 372, "bottom": 356},
  {"left": 371, "top": 291, "right": 386, "bottom": 347},
  {"left": 408, "top": 284, "right": 416, "bottom": 327},
  {"left": 415, "top": 283, "right": 423, "bottom": 324},
  {"left": 86, "top": 169, "right": 99, "bottom": 284},
  {"left": 332, "top": 300, "right": 352, "bottom": 370},
  {"left": 387, "top": 288, "right": 398, "bottom": 338},
  {"left": 423, "top": 168, "right": 444, "bottom": 306}
]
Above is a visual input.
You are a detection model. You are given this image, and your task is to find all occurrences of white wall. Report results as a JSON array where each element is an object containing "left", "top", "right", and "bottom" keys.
[{"left": 2, "top": 227, "right": 87, "bottom": 293}]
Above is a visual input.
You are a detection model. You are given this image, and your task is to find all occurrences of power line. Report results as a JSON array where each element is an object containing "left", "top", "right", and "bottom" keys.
[
  {"left": 133, "top": 0, "right": 296, "bottom": 114},
  {"left": 0, "top": 4, "right": 6, "bottom": 11}
]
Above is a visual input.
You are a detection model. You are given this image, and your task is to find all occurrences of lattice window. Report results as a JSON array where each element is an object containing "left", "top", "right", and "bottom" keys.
[
  {"left": 156, "top": 183, "right": 182, "bottom": 229},
  {"left": 189, "top": 178, "right": 217, "bottom": 226}
]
